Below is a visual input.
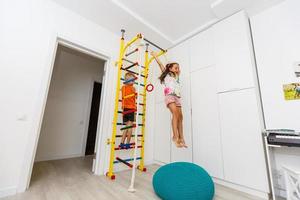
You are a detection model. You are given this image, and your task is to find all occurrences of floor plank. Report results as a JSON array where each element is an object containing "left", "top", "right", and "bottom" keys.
[{"left": 1, "top": 157, "right": 267, "bottom": 200}]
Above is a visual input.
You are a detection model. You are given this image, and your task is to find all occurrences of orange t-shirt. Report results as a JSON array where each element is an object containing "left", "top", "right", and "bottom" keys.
[{"left": 121, "top": 85, "right": 136, "bottom": 109}]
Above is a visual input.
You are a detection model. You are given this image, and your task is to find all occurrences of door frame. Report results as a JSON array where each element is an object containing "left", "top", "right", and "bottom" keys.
[{"left": 18, "top": 36, "right": 112, "bottom": 192}]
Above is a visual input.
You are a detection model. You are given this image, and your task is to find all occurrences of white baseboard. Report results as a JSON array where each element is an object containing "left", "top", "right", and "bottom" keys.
[
  {"left": 0, "top": 186, "right": 17, "bottom": 198},
  {"left": 274, "top": 187, "right": 286, "bottom": 199},
  {"left": 153, "top": 160, "right": 166, "bottom": 166},
  {"left": 35, "top": 153, "right": 83, "bottom": 162},
  {"left": 213, "top": 178, "right": 269, "bottom": 200},
  {"left": 144, "top": 160, "right": 155, "bottom": 166}
]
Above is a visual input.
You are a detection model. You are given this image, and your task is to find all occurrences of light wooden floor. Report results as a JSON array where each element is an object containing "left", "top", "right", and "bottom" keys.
[{"left": 2, "top": 157, "right": 265, "bottom": 200}]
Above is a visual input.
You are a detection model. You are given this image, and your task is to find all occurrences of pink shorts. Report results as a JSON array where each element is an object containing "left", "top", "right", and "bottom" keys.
[{"left": 165, "top": 95, "right": 181, "bottom": 107}]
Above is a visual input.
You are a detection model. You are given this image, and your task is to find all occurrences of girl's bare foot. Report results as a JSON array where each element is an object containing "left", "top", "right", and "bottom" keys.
[
  {"left": 172, "top": 136, "right": 178, "bottom": 142},
  {"left": 172, "top": 138, "right": 181, "bottom": 148},
  {"left": 175, "top": 140, "right": 182, "bottom": 148},
  {"left": 179, "top": 139, "right": 188, "bottom": 148}
]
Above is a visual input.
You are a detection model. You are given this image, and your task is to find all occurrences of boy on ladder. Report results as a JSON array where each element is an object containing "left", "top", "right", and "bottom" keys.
[{"left": 120, "top": 72, "right": 137, "bottom": 149}]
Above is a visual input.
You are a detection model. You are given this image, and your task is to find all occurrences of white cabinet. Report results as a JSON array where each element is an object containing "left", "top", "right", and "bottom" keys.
[
  {"left": 213, "top": 11, "right": 255, "bottom": 92},
  {"left": 190, "top": 28, "right": 214, "bottom": 71},
  {"left": 191, "top": 67, "right": 224, "bottom": 179},
  {"left": 218, "top": 88, "right": 269, "bottom": 192},
  {"left": 154, "top": 102, "right": 171, "bottom": 163}
]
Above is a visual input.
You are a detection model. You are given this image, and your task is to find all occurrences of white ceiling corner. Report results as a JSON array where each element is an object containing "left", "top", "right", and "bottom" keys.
[
  {"left": 110, "top": 0, "right": 174, "bottom": 44},
  {"left": 119, "top": 0, "right": 217, "bottom": 42},
  {"left": 210, "top": 0, "right": 225, "bottom": 8}
]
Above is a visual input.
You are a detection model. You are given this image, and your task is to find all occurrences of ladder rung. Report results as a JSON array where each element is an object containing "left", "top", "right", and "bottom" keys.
[
  {"left": 122, "top": 59, "right": 146, "bottom": 70},
  {"left": 122, "top": 109, "right": 136, "bottom": 115},
  {"left": 118, "top": 100, "right": 145, "bottom": 106},
  {"left": 123, "top": 77, "right": 137, "bottom": 84},
  {"left": 118, "top": 111, "right": 144, "bottom": 116},
  {"left": 115, "top": 157, "right": 133, "bottom": 168},
  {"left": 121, "top": 68, "right": 146, "bottom": 78},
  {"left": 115, "top": 134, "right": 143, "bottom": 138},
  {"left": 117, "top": 123, "right": 144, "bottom": 126},
  {"left": 125, "top": 48, "right": 138, "bottom": 57},
  {"left": 114, "top": 157, "right": 142, "bottom": 165},
  {"left": 123, "top": 94, "right": 136, "bottom": 99},
  {"left": 120, "top": 124, "right": 136, "bottom": 130},
  {"left": 124, "top": 62, "right": 138, "bottom": 70},
  {"left": 122, "top": 58, "right": 135, "bottom": 64},
  {"left": 114, "top": 145, "right": 142, "bottom": 151},
  {"left": 120, "top": 78, "right": 145, "bottom": 87}
]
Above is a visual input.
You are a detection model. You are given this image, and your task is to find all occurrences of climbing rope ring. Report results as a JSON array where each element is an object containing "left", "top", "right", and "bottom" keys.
[{"left": 146, "top": 84, "right": 154, "bottom": 92}]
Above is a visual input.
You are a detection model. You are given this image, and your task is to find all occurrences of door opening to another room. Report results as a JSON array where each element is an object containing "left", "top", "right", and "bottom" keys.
[
  {"left": 33, "top": 44, "right": 106, "bottom": 176},
  {"left": 20, "top": 38, "right": 111, "bottom": 192},
  {"left": 85, "top": 82, "right": 102, "bottom": 156}
]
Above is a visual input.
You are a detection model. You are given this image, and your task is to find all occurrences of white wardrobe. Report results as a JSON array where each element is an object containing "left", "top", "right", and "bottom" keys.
[{"left": 153, "top": 11, "right": 269, "bottom": 197}]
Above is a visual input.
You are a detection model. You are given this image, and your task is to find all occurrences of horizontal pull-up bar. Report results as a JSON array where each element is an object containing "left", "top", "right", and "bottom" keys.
[
  {"left": 144, "top": 38, "right": 166, "bottom": 52},
  {"left": 120, "top": 30, "right": 166, "bottom": 53}
]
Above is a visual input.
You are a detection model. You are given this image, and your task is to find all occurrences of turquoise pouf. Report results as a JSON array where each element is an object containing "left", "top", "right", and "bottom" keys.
[{"left": 153, "top": 162, "right": 214, "bottom": 200}]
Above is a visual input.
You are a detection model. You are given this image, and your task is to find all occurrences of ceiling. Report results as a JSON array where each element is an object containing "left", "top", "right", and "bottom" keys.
[{"left": 51, "top": 0, "right": 285, "bottom": 49}]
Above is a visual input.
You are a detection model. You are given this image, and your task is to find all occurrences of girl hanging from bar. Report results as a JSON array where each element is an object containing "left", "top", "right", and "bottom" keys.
[{"left": 151, "top": 51, "right": 187, "bottom": 148}]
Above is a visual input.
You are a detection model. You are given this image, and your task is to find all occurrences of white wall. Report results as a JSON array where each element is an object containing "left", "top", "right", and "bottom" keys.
[
  {"left": 251, "top": 0, "right": 300, "bottom": 130},
  {"left": 35, "top": 45, "right": 104, "bottom": 161},
  {"left": 0, "top": 0, "right": 155, "bottom": 197},
  {"left": 251, "top": 0, "right": 300, "bottom": 196}
]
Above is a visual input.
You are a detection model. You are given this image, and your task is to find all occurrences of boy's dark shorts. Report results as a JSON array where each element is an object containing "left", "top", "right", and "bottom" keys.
[{"left": 123, "top": 108, "right": 135, "bottom": 123}]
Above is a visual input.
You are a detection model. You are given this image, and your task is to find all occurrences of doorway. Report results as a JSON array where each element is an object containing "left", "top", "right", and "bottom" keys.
[
  {"left": 85, "top": 82, "right": 102, "bottom": 156},
  {"left": 34, "top": 44, "right": 106, "bottom": 167},
  {"left": 19, "top": 38, "right": 111, "bottom": 192}
]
